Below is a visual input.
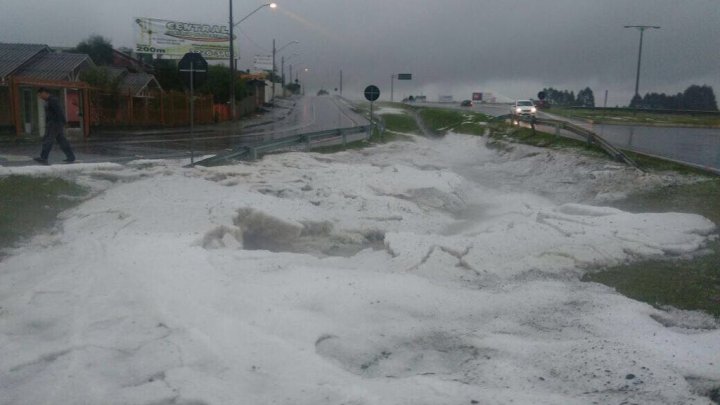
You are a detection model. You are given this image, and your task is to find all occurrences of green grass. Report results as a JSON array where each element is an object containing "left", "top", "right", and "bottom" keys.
[
  {"left": 382, "top": 113, "right": 419, "bottom": 134},
  {"left": 487, "top": 124, "right": 608, "bottom": 158},
  {"left": 548, "top": 107, "right": 720, "bottom": 127},
  {"left": 584, "top": 179, "right": 720, "bottom": 317},
  {"left": 417, "top": 108, "right": 492, "bottom": 135},
  {"left": 0, "top": 175, "right": 88, "bottom": 252}
]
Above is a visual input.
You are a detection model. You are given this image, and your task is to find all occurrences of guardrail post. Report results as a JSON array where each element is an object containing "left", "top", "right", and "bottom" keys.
[
  {"left": 250, "top": 147, "right": 258, "bottom": 160},
  {"left": 305, "top": 134, "right": 311, "bottom": 151},
  {"left": 554, "top": 123, "right": 560, "bottom": 138},
  {"left": 342, "top": 129, "right": 347, "bottom": 147}
]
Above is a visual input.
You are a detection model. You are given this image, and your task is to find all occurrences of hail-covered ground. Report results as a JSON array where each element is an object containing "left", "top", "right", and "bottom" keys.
[{"left": 1, "top": 127, "right": 718, "bottom": 405}]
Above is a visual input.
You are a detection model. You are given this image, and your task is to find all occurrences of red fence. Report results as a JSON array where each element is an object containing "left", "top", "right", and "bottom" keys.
[{"left": 89, "top": 90, "right": 215, "bottom": 128}]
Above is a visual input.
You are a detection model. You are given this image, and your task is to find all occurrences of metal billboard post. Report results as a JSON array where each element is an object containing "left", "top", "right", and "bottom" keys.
[{"left": 179, "top": 53, "right": 208, "bottom": 165}]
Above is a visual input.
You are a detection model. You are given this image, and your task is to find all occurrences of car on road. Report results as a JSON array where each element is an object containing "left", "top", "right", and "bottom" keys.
[
  {"left": 511, "top": 100, "right": 537, "bottom": 116},
  {"left": 460, "top": 100, "right": 473, "bottom": 107}
]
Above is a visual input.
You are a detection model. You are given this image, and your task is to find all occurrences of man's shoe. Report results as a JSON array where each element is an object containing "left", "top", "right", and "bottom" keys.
[
  {"left": 33, "top": 157, "right": 49, "bottom": 165},
  {"left": 63, "top": 158, "right": 76, "bottom": 163}
]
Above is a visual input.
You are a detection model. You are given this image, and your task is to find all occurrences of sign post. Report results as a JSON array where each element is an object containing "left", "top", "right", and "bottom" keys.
[
  {"left": 364, "top": 84, "right": 381, "bottom": 140},
  {"left": 179, "top": 52, "right": 208, "bottom": 164},
  {"left": 391, "top": 73, "right": 411, "bottom": 102}
]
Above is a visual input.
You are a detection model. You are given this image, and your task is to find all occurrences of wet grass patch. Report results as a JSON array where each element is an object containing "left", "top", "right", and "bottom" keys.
[
  {"left": 584, "top": 179, "right": 720, "bottom": 317},
  {"left": 488, "top": 124, "right": 608, "bottom": 158},
  {"left": 382, "top": 113, "right": 419, "bottom": 134},
  {"left": 0, "top": 175, "right": 88, "bottom": 253},
  {"left": 417, "top": 108, "right": 492, "bottom": 136},
  {"left": 548, "top": 108, "right": 720, "bottom": 127}
]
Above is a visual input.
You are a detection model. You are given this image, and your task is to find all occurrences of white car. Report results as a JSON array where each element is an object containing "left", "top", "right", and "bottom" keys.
[{"left": 512, "top": 100, "right": 537, "bottom": 116}]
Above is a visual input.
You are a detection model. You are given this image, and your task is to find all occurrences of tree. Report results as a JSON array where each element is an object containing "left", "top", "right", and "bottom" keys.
[
  {"left": 576, "top": 87, "right": 595, "bottom": 107},
  {"left": 196, "top": 65, "right": 247, "bottom": 103},
  {"left": 681, "top": 85, "right": 718, "bottom": 111},
  {"left": 152, "top": 59, "right": 184, "bottom": 92},
  {"left": 540, "top": 88, "right": 577, "bottom": 106},
  {"left": 79, "top": 66, "right": 122, "bottom": 92},
  {"left": 630, "top": 85, "right": 717, "bottom": 110},
  {"left": 71, "top": 35, "right": 114, "bottom": 66},
  {"left": 629, "top": 94, "right": 644, "bottom": 108}
]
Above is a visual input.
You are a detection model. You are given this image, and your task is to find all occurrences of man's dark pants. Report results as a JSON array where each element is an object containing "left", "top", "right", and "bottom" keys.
[{"left": 41, "top": 123, "right": 75, "bottom": 161}]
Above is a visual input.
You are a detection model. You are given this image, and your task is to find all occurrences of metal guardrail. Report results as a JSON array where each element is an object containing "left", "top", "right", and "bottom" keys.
[
  {"left": 190, "top": 124, "right": 373, "bottom": 167},
  {"left": 534, "top": 117, "right": 641, "bottom": 170},
  {"left": 493, "top": 114, "right": 642, "bottom": 171}
]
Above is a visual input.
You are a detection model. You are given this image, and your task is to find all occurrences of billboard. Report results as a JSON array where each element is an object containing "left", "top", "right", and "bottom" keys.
[
  {"left": 253, "top": 55, "right": 273, "bottom": 71},
  {"left": 472, "top": 92, "right": 495, "bottom": 102},
  {"left": 134, "top": 17, "right": 231, "bottom": 59}
]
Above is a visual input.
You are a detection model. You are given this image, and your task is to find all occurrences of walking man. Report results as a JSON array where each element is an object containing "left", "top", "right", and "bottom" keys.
[{"left": 34, "top": 87, "right": 75, "bottom": 164}]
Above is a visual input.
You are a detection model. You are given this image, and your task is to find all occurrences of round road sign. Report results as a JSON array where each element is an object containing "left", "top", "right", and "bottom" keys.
[
  {"left": 364, "top": 85, "right": 380, "bottom": 102},
  {"left": 179, "top": 52, "right": 209, "bottom": 88}
]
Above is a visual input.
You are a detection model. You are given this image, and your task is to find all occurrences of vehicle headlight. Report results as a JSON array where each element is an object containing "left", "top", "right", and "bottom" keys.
[
  {"left": 516, "top": 108, "right": 522, "bottom": 113},
  {"left": 531, "top": 107, "right": 537, "bottom": 113}
]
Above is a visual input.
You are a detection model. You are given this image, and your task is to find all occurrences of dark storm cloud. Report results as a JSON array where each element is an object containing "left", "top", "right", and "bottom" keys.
[{"left": 2, "top": 0, "right": 717, "bottom": 103}]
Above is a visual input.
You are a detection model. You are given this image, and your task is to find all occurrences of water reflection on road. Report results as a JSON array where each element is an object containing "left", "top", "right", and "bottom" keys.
[{"left": 592, "top": 124, "right": 720, "bottom": 171}]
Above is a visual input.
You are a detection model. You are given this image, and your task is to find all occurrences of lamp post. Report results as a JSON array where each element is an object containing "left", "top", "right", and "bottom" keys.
[
  {"left": 272, "top": 40, "right": 298, "bottom": 102},
  {"left": 229, "top": 2, "right": 277, "bottom": 120},
  {"left": 297, "top": 67, "right": 309, "bottom": 95},
  {"left": 624, "top": 25, "right": 660, "bottom": 103},
  {"left": 282, "top": 53, "right": 299, "bottom": 88}
]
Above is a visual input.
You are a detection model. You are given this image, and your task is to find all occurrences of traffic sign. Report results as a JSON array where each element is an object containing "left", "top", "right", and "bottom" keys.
[
  {"left": 179, "top": 52, "right": 208, "bottom": 88},
  {"left": 364, "top": 85, "right": 380, "bottom": 101},
  {"left": 397, "top": 73, "right": 412, "bottom": 80},
  {"left": 537, "top": 91, "right": 547, "bottom": 100}
]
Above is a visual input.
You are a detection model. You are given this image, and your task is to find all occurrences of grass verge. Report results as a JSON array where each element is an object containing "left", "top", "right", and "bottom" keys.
[
  {"left": 0, "top": 175, "right": 88, "bottom": 253},
  {"left": 584, "top": 179, "right": 720, "bottom": 317},
  {"left": 548, "top": 107, "right": 720, "bottom": 127},
  {"left": 417, "top": 108, "right": 492, "bottom": 135},
  {"left": 410, "top": 106, "right": 720, "bottom": 318},
  {"left": 382, "top": 113, "right": 419, "bottom": 134}
]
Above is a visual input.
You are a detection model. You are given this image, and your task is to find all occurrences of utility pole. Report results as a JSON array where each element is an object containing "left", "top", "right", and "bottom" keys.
[
  {"left": 603, "top": 90, "right": 608, "bottom": 108},
  {"left": 272, "top": 38, "right": 276, "bottom": 104},
  {"left": 228, "top": 0, "right": 235, "bottom": 120},
  {"left": 281, "top": 55, "right": 285, "bottom": 89},
  {"left": 624, "top": 25, "right": 660, "bottom": 100},
  {"left": 391, "top": 74, "right": 395, "bottom": 102},
  {"left": 340, "top": 70, "right": 343, "bottom": 96}
]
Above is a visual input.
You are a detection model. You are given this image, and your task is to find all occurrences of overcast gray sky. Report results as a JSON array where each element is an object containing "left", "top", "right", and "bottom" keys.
[{"left": 2, "top": 0, "right": 718, "bottom": 105}]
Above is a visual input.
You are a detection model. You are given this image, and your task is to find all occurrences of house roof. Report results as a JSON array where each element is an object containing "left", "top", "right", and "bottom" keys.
[
  {"left": 112, "top": 49, "right": 153, "bottom": 73},
  {"left": 120, "top": 72, "right": 162, "bottom": 95},
  {"left": 15, "top": 53, "right": 94, "bottom": 81},
  {"left": 0, "top": 43, "right": 49, "bottom": 79}
]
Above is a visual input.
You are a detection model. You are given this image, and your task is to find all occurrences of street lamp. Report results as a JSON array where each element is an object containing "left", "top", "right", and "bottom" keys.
[
  {"left": 297, "top": 67, "right": 309, "bottom": 95},
  {"left": 624, "top": 25, "right": 660, "bottom": 104},
  {"left": 229, "top": 2, "right": 277, "bottom": 120},
  {"left": 282, "top": 53, "right": 299, "bottom": 88},
  {"left": 272, "top": 40, "right": 298, "bottom": 102}
]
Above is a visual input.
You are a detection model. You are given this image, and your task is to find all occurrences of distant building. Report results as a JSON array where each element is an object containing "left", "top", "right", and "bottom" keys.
[
  {"left": 0, "top": 42, "right": 95, "bottom": 137},
  {"left": 0, "top": 42, "right": 166, "bottom": 138}
]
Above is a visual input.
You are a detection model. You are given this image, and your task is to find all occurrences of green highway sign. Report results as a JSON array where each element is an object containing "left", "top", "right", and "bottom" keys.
[{"left": 397, "top": 73, "right": 412, "bottom": 80}]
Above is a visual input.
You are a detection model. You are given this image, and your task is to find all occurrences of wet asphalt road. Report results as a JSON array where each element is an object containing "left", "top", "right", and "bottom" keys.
[{"left": 0, "top": 96, "right": 370, "bottom": 167}]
